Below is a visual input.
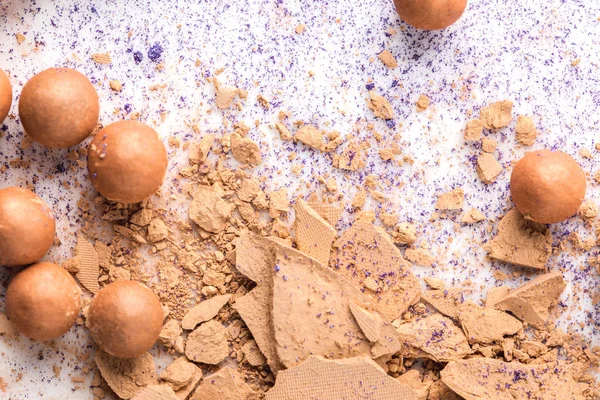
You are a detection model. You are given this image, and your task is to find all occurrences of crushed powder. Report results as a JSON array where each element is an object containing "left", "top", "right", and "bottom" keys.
[
  {"left": 479, "top": 100, "right": 513, "bottom": 129},
  {"left": 476, "top": 153, "right": 503, "bottom": 184},
  {"left": 378, "top": 50, "right": 398, "bottom": 68},
  {"left": 367, "top": 91, "right": 394, "bottom": 119},
  {"left": 464, "top": 119, "right": 483, "bottom": 141},
  {"left": 515, "top": 115, "right": 537, "bottom": 146}
]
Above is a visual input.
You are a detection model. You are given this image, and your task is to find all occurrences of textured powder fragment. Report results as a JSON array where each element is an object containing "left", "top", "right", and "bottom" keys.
[
  {"left": 241, "top": 340, "right": 267, "bottom": 366},
  {"left": 231, "top": 134, "right": 262, "bottom": 166},
  {"left": 441, "top": 358, "right": 585, "bottom": 400},
  {"left": 159, "top": 357, "right": 199, "bottom": 391},
  {"left": 294, "top": 199, "right": 336, "bottom": 265},
  {"left": 331, "top": 220, "right": 421, "bottom": 320},
  {"left": 189, "top": 186, "right": 233, "bottom": 233},
  {"left": 91, "top": 52, "right": 112, "bottom": 64},
  {"left": 75, "top": 234, "right": 100, "bottom": 294},
  {"left": 213, "top": 78, "right": 244, "bottom": 109},
  {"left": 485, "top": 209, "right": 552, "bottom": 269},
  {"left": 131, "top": 385, "right": 179, "bottom": 400},
  {"left": 421, "top": 288, "right": 465, "bottom": 319},
  {"left": 423, "top": 277, "right": 445, "bottom": 290},
  {"left": 158, "top": 319, "right": 182, "bottom": 348},
  {"left": 458, "top": 302, "right": 522, "bottom": 344},
  {"left": 181, "top": 294, "right": 231, "bottom": 330},
  {"left": 378, "top": 50, "right": 398, "bottom": 68},
  {"left": 461, "top": 208, "right": 486, "bottom": 223},
  {"left": 110, "top": 80, "right": 123, "bottom": 92},
  {"left": 349, "top": 301, "right": 382, "bottom": 342},
  {"left": 269, "top": 188, "right": 289, "bottom": 217},
  {"left": 185, "top": 320, "right": 229, "bottom": 365},
  {"left": 476, "top": 153, "right": 502, "bottom": 184},
  {"left": 367, "top": 91, "right": 394, "bottom": 119},
  {"left": 485, "top": 286, "right": 511, "bottom": 308},
  {"left": 464, "top": 119, "right": 483, "bottom": 141},
  {"left": 405, "top": 247, "right": 436, "bottom": 267},
  {"left": 392, "top": 222, "right": 417, "bottom": 245},
  {"left": 307, "top": 201, "right": 343, "bottom": 226},
  {"left": 515, "top": 115, "right": 537, "bottom": 146},
  {"left": 274, "top": 123, "right": 292, "bottom": 141},
  {"left": 428, "top": 380, "right": 461, "bottom": 400},
  {"left": 294, "top": 125, "right": 324, "bottom": 150},
  {"left": 190, "top": 368, "right": 252, "bottom": 400},
  {"left": 237, "top": 178, "right": 261, "bottom": 203},
  {"left": 265, "top": 356, "right": 418, "bottom": 400},
  {"left": 436, "top": 188, "right": 464, "bottom": 210},
  {"left": 416, "top": 95, "right": 430, "bottom": 112},
  {"left": 188, "top": 134, "right": 215, "bottom": 164},
  {"left": 494, "top": 271, "right": 566, "bottom": 329},
  {"left": 95, "top": 350, "right": 157, "bottom": 399},
  {"left": 396, "top": 314, "right": 472, "bottom": 362},
  {"left": 480, "top": 100, "right": 513, "bottom": 129},
  {"left": 147, "top": 219, "right": 168, "bottom": 242}
]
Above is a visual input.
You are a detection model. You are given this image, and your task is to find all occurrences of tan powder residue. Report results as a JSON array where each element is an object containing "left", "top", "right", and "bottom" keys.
[
  {"left": 95, "top": 349, "right": 156, "bottom": 399},
  {"left": 185, "top": 319, "right": 229, "bottom": 365},
  {"left": 464, "top": 118, "right": 483, "bottom": 141},
  {"left": 190, "top": 368, "right": 253, "bottom": 400},
  {"left": 109, "top": 80, "right": 123, "bottom": 92},
  {"left": 481, "top": 136, "right": 497, "bottom": 153},
  {"left": 494, "top": 271, "right": 566, "bottom": 329},
  {"left": 367, "top": 91, "right": 394, "bottom": 119},
  {"left": 436, "top": 188, "right": 465, "bottom": 210},
  {"left": 295, "top": 24, "right": 306, "bottom": 34},
  {"left": 231, "top": 133, "right": 262, "bottom": 166},
  {"left": 441, "top": 358, "right": 585, "bottom": 400},
  {"left": 274, "top": 123, "right": 292, "bottom": 141},
  {"left": 294, "top": 199, "right": 336, "bottom": 265},
  {"left": 479, "top": 100, "right": 513, "bottom": 129},
  {"left": 241, "top": 340, "right": 267, "bottom": 367},
  {"left": 188, "top": 134, "right": 215, "bottom": 164},
  {"left": 461, "top": 208, "right": 486, "bottom": 224},
  {"left": 147, "top": 219, "right": 168, "bottom": 243},
  {"left": 396, "top": 314, "right": 473, "bottom": 362},
  {"left": 485, "top": 209, "right": 552, "bottom": 269},
  {"left": 349, "top": 301, "right": 382, "bottom": 343},
  {"left": 378, "top": 50, "right": 398, "bottom": 68},
  {"left": 212, "top": 78, "right": 245, "bottom": 109},
  {"left": 75, "top": 234, "right": 100, "bottom": 294},
  {"left": 515, "top": 115, "right": 537, "bottom": 146},
  {"left": 416, "top": 95, "right": 430, "bottom": 112},
  {"left": 181, "top": 294, "right": 231, "bottom": 330},
  {"left": 265, "top": 356, "right": 418, "bottom": 400},
  {"left": 15, "top": 33, "right": 26, "bottom": 44},
  {"left": 421, "top": 288, "right": 465, "bottom": 319},
  {"left": 91, "top": 52, "right": 112, "bottom": 64},
  {"left": 189, "top": 186, "right": 234, "bottom": 233},
  {"left": 405, "top": 247, "right": 436, "bottom": 267},
  {"left": 476, "top": 152, "right": 502, "bottom": 184},
  {"left": 294, "top": 124, "right": 324, "bottom": 151},
  {"left": 458, "top": 302, "right": 522, "bottom": 344},
  {"left": 131, "top": 385, "right": 179, "bottom": 400}
]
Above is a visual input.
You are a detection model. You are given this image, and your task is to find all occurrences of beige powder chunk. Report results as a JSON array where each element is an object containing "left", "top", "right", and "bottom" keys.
[
  {"left": 396, "top": 370, "right": 430, "bottom": 400},
  {"left": 237, "top": 178, "right": 261, "bottom": 202},
  {"left": 332, "top": 147, "right": 367, "bottom": 171},
  {"left": 294, "top": 199, "right": 336, "bottom": 265},
  {"left": 266, "top": 356, "right": 418, "bottom": 400},
  {"left": 269, "top": 188, "right": 289, "bottom": 215},
  {"left": 131, "top": 385, "right": 179, "bottom": 400},
  {"left": 274, "top": 123, "right": 292, "bottom": 141},
  {"left": 130, "top": 209, "right": 153, "bottom": 227},
  {"left": 158, "top": 319, "right": 182, "bottom": 348},
  {"left": 307, "top": 201, "right": 343, "bottom": 226},
  {"left": 181, "top": 294, "right": 231, "bottom": 330},
  {"left": 110, "top": 80, "right": 123, "bottom": 92},
  {"left": 241, "top": 340, "right": 267, "bottom": 366},
  {"left": 294, "top": 125, "right": 324, "bottom": 150},
  {"left": 461, "top": 208, "right": 486, "bottom": 223},
  {"left": 421, "top": 288, "right": 465, "bottom": 319},
  {"left": 405, "top": 247, "right": 436, "bottom": 267},
  {"left": 109, "top": 266, "right": 130, "bottom": 282},
  {"left": 458, "top": 302, "right": 522, "bottom": 344},
  {"left": 15, "top": 32, "right": 26, "bottom": 43},
  {"left": 159, "top": 357, "right": 200, "bottom": 391},
  {"left": 480, "top": 100, "right": 513, "bottom": 129},
  {"left": 349, "top": 301, "right": 382, "bottom": 342},
  {"left": 91, "top": 52, "right": 112, "bottom": 64},
  {"left": 476, "top": 153, "right": 502, "bottom": 184},
  {"left": 392, "top": 222, "right": 417, "bottom": 245},
  {"left": 428, "top": 380, "right": 461, "bottom": 400},
  {"left": 485, "top": 286, "right": 511, "bottom": 308},
  {"left": 579, "top": 199, "right": 598, "bottom": 221},
  {"left": 494, "top": 271, "right": 566, "bottom": 329},
  {"left": 188, "top": 134, "right": 215, "bottom": 164},
  {"left": 75, "top": 234, "right": 100, "bottom": 294},
  {"left": 367, "top": 91, "right": 394, "bottom": 119},
  {"left": 295, "top": 24, "right": 306, "bottom": 34},
  {"left": 485, "top": 209, "right": 552, "bottom": 269},
  {"left": 190, "top": 368, "right": 252, "bottom": 400},
  {"left": 95, "top": 349, "right": 156, "bottom": 399},
  {"left": 95, "top": 241, "right": 112, "bottom": 268},
  {"left": 481, "top": 136, "right": 498, "bottom": 153},
  {"left": 147, "top": 219, "right": 168, "bottom": 242},
  {"left": 231, "top": 134, "right": 262, "bottom": 166},
  {"left": 213, "top": 78, "right": 243, "bottom": 109},
  {"left": 0, "top": 313, "right": 16, "bottom": 335},
  {"left": 436, "top": 188, "right": 465, "bottom": 210},
  {"left": 416, "top": 95, "right": 430, "bottom": 112},
  {"left": 189, "top": 186, "right": 233, "bottom": 233},
  {"left": 185, "top": 319, "right": 229, "bottom": 365},
  {"left": 378, "top": 50, "right": 398, "bottom": 68},
  {"left": 331, "top": 220, "right": 421, "bottom": 320},
  {"left": 464, "top": 118, "right": 483, "bottom": 141},
  {"left": 515, "top": 115, "right": 537, "bottom": 146},
  {"left": 441, "top": 359, "right": 585, "bottom": 400},
  {"left": 423, "top": 276, "right": 445, "bottom": 290},
  {"left": 396, "top": 314, "right": 472, "bottom": 362}
]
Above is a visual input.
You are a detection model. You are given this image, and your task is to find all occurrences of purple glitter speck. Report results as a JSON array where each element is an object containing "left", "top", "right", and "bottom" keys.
[
  {"left": 148, "top": 43, "right": 164, "bottom": 62},
  {"left": 133, "top": 51, "right": 143, "bottom": 64}
]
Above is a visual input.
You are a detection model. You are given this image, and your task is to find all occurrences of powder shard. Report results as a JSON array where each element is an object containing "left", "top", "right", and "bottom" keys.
[
  {"left": 421, "top": 288, "right": 465, "bottom": 319},
  {"left": 458, "top": 302, "right": 522, "bottom": 344},
  {"left": 436, "top": 188, "right": 465, "bottom": 210},
  {"left": 367, "top": 91, "right": 394, "bottom": 119},
  {"left": 480, "top": 100, "right": 513, "bottom": 129},
  {"left": 75, "top": 234, "right": 100, "bottom": 294},
  {"left": 181, "top": 294, "right": 231, "bottom": 330},
  {"left": 95, "top": 349, "right": 157, "bottom": 399},
  {"left": 294, "top": 199, "right": 336, "bottom": 265},
  {"left": 185, "top": 319, "right": 229, "bottom": 365}
]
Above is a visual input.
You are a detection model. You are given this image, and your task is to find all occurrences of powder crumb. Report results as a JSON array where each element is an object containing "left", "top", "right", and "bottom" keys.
[
  {"left": 367, "top": 91, "right": 394, "bottom": 120},
  {"left": 458, "top": 302, "right": 522, "bottom": 344},
  {"left": 572, "top": 58, "right": 581, "bottom": 67},
  {"left": 188, "top": 134, "right": 215, "bottom": 164},
  {"left": 185, "top": 320, "right": 229, "bottom": 365},
  {"left": 481, "top": 137, "right": 497, "bottom": 153},
  {"left": 476, "top": 153, "right": 502, "bottom": 184},
  {"left": 158, "top": 319, "right": 182, "bottom": 348},
  {"left": 213, "top": 78, "right": 245, "bottom": 109},
  {"left": 423, "top": 277, "right": 445, "bottom": 290},
  {"left": 464, "top": 119, "right": 483, "bottom": 141},
  {"left": 479, "top": 100, "right": 513, "bottom": 129},
  {"left": 181, "top": 294, "right": 231, "bottom": 330},
  {"left": 147, "top": 219, "right": 168, "bottom": 242},
  {"left": 75, "top": 234, "right": 100, "bottom": 294},
  {"left": 295, "top": 24, "right": 306, "bottom": 34},
  {"left": 461, "top": 208, "right": 486, "bottom": 224},
  {"left": 190, "top": 368, "right": 253, "bottom": 400},
  {"left": 377, "top": 50, "right": 398, "bottom": 69},
  {"left": 485, "top": 209, "right": 552, "bottom": 269},
  {"left": 274, "top": 123, "right": 292, "bottom": 141},
  {"left": 515, "top": 115, "right": 537, "bottom": 146},
  {"left": 109, "top": 80, "right": 123, "bottom": 92},
  {"left": 91, "top": 52, "right": 112, "bottom": 64},
  {"left": 189, "top": 186, "right": 234, "bottom": 233},
  {"left": 256, "top": 94, "right": 270, "bottom": 110},
  {"left": 579, "top": 199, "right": 598, "bottom": 221},
  {"left": 294, "top": 125, "right": 324, "bottom": 150},
  {"left": 95, "top": 349, "right": 156, "bottom": 399},
  {"left": 15, "top": 33, "right": 26, "bottom": 44},
  {"left": 392, "top": 222, "right": 417, "bottom": 245},
  {"left": 159, "top": 357, "right": 200, "bottom": 391},
  {"left": 416, "top": 95, "right": 430, "bottom": 112},
  {"left": 405, "top": 247, "right": 436, "bottom": 267},
  {"left": 231, "top": 134, "right": 262, "bottom": 166},
  {"left": 352, "top": 189, "right": 367, "bottom": 209},
  {"left": 436, "top": 188, "right": 464, "bottom": 210}
]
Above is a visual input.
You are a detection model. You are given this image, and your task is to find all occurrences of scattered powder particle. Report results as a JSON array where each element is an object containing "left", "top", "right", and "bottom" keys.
[
  {"left": 352, "top": 189, "right": 367, "bottom": 209},
  {"left": 421, "top": 288, "right": 465, "bottom": 319},
  {"left": 416, "top": 95, "right": 430, "bottom": 112},
  {"left": 0, "top": 313, "right": 16, "bottom": 335},
  {"left": 423, "top": 276, "right": 445, "bottom": 290},
  {"left": 580, "top": 148, "right": 593, "bottom": 159},
  {"left": 274, "top": 123, "right": 292, "bottom": 141},
  {"left": 269, "top": 188, "right": 289, "bottom": 217},
  {"left": 265, "top": 356, "right": 418, "bottom": 400},
  {"left": 213, "top": 78, "right": 245, "bottom": 109},
  {"left": 367, "top": 91, "right": 394, "bottom": 120},
  {"left": 15, "top": 33, "right": 26, "bottom": 44},
  {"left": 515, "top": 115, "right": 537, "bottom": 146},
  {"left": 241, "top": 340, "right": 267, "bottom": 367},
  {"left": 476, "top": 153, "right": 502, "bottom": 184},
  {"left": 190, "top": 368, "right": 253, "bottom": 400},
  {"left": 185, "top": 319, "right": 229, "bottom": 365},
  {"left": 485, "top": 209, "right": 552, "bottom": 269},
  {"left": 256, "top": 94, "right": 270, "bottom": 110},
  {"left": 349, "top": 301, "right": 382, "bottom": 342},
  {"left": 481, "top": 136, "right": 497, "bottom": 153},
  {"left": 188, "top": 134, "right": 215, "bottom": 164},
  {"left": 147, "top": 219, "right": 168, "bottom": 242},
  {"left": 91, "top": 52, "right": 112, "bottom": 64},
  {"left": 392, "top": 222, "right": 417, "bottom": 245},
  {"left": 441, "top": 358, "right": 585, "bottom": 400},
  {"left": 485, "top": 286, "right": 511, "bottom": 308},
  {"left": 464, "top": 119, "right": 483, "bottom": 141},
  {"left": 231, "top": 134, "right": 262, "bottom": 166},
  {"left": 479, "top": 100, "right": 513, "bottom": 129},
  {"left": 579, "top": 199, "right": 598, "bottom": 221},
  {"left": 95, "top": 349, "right": 156, "bottom": 399},
  {"left": 294, "top": 199, "right": 336, "bottom": 265},
  {"left": 572, "top": 58, "right": 581, "bottom": 67},
  {"left": 332, "top": 144, "right": 367, "bottom": 171},
  {"left": 75, "top": 234, "right": 100, "bottom": 294},
  {"left": 458, "top": 302, "right": 522, "bottom": 344},
  {"left": 436, "top": 188, "right": 465, "bottom": 210},
  {"left": 159, "top": 357, "right": 201, "bottom": 391},
  {"left": 189, "top": 186, "right": 234, "bottom": 233},
  {"left": 131, "top": 385, "right": 179, "bottom": 400},
  {"left": 295, "top": 24, "right": 306, "bottom": 34},
  {"left": 109, "top": 80, "right": 123, "bottom": 92},
  {"left": 396, "top": 314, "right": 473, "bottom": 362},
  {"left": 461, "top": 208, "right": 486, "bottom": 223},
  {"left": 294, "top": 125, "right": 324, "bottom": 150},
  {"left": 405, "top": 247, "right": 436, "bottom": 267},
  {"left": 494, "top": 271, "right": 566, "bottom": 329},
  {"left": 181, "top": 294, "right": 231, "bottom": 330},
  {"left": 377, "top": 50, "right": 398, "bottom": 69}
]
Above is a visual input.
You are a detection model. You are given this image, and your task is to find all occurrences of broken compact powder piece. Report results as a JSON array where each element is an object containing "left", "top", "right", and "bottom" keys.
[
  {"left": 436, "top": 188, "right": 464, "bottom": 210},
  {"left": 421, "top": 288, "right": 465, "bottom": 319},
  {"left": 75, "top": 234, "right": 100, "bottom": 294},
  {"left": 190, "top": 367, "right": 253, "bottom": 400},
  {"left": 185, "top": 319, "right": 229, "bottom": 365},
  {"left": 378, "top": 49, "right": 398, "bottom": 68},
  {"left": 95, "top": 349, "right": 157, "bottom": 399},
  {"left": 515, "top": 115, "right": 537, "bottom": 146},
  {"left": 458, "top": 301, "right": 522, "bottom": 344},
  {"left": 479, "top": 100, "right": 513, "bottom": 129},
  {"left": 130, "top": 385, "right": 179, "bottom": 400},
  {"left": 294, "top": 199, "right": 337, "bottom": 265},
  {"left": 464, "top": 118, "right": 483, "bottom": 141},
  {"left": 181, "top": 294, "right": 231, "bottom": 330},
  {"left": 476, "top": 152, "right": 503, "bottom": 184},
  {"left": 367, "top": 90, "right": 394, "bottom": 119}
]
